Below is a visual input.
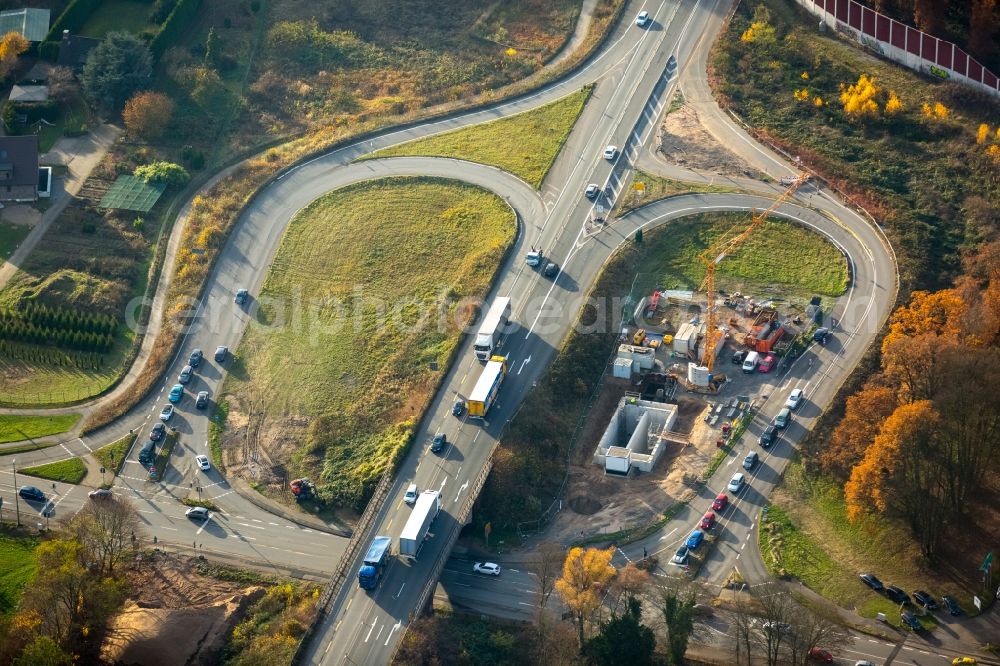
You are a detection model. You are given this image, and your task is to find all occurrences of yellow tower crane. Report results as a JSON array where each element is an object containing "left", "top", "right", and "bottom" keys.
[{"left": 696, "top": 174, "right": 810, "bottom": 375}]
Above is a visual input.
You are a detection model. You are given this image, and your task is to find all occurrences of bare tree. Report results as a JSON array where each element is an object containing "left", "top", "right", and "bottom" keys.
[
  {"left": 728, "top": 588, "right": 757, "bottom": 666},
  {"left": 786, "top": 610, "right": 852, "bottom": 666},
  {"left": 47, "top": 66, "right": 78, "bottom": 103},
  {"left": 530, "top": 541, "right": 566, "bottom": 608},
  {"left": 754, "top": 583, "right": 795, "bottom": 666},
  {"left": 649, "top": 581, "right": 697, "bottom": 666},
  {"left": 69, "top": 497, "right": 143, "bottom": 575}
]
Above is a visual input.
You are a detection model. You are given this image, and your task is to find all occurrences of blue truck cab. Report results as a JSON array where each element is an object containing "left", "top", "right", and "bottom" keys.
[{"left": 358, "top": 536, "right": 393, "bottom": 590}]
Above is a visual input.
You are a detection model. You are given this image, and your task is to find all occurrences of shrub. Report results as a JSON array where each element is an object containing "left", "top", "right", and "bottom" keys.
[
  {"left": 123, "top": 91, "right": 175, "bottom": 140},
  {"left": 134, "top": 161, "right": 190, "bottom": 186},
  {"left": 151, "top": 0, "right": 204, "bottom": 59},
  {"left": 82, "top": 32, "right": 153, "bottom": 113}
]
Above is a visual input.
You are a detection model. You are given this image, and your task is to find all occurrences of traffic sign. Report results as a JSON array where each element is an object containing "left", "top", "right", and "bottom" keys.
[{"left": 981, "top": 551, "right": 993, "bottom": 572}]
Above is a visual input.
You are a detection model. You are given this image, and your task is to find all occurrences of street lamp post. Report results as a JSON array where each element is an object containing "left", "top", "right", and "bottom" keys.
[{"left": 11, "top": 459, "right": 20, "bottom": 527}]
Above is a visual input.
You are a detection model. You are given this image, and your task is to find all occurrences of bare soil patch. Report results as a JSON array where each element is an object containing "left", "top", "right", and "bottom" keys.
[{"left": 658, "top": 90, "right": 756, "bottom": 177}]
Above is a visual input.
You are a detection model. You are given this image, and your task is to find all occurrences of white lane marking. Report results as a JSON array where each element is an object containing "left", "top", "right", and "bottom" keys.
[
  {"left": 439, "top": 478, "right": 447, "bottom": 494},
  {"left": 454, "top": 480, "right": 469, "bottom": 503},
  {"left": 394, "top": 583, "right": 406, "bottom": 599},
  {"left": 517, "top": 355, "right": 532, "bottom": 374},
  {"left": 385, "top": 620, "right": 401, "bottom": 646},
  {"left": 195, "top": 515, "right": 211, "bottom": 535}
]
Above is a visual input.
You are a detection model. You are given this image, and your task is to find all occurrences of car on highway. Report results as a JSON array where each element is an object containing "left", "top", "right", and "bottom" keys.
[
  {"left": 952, "top": 658, "right": 977, "bottom": 665},
  {"left": 686, "top": 530, "right": 704, "bottom": 549},
  {"left": 773, "top": 407, "right": 791, "bottom": 429},
  {"left": 941, "top": 595, "right": 962, "bottom": 615},
  {"left": 900, "top": 611, "right": 921, "bottom": 630},
  {"left": 758, "top": 353, "right": 776, "bottom": 373},
  {"left": 728, "top": 472, "right": 746, "bottom": 493},
  {"left": 18, "top": 486, "right": 45, "bottom": 502},
  {"left": 808, "top": 647, "right": 833, "bottom": 663},
  {"left": 758, "top": 425, "right": 777, "bottom": 448},
  {"left": 235, "top": 288, "right": 249, "bottom": 305},
  {"left": 732, "top": 349, "right": 747, "bottom": 365},
  {"left": 196, "top": 391, "right": 209, "bottom": 409},
  {"left": 712, "top": 493, "right": 728, "bottom": 511},
  {"left": 543, "top": 261, "right": 558, "bottom": 278},
  {"left": 859, "top": 573, "right": 884, "bottom": 591},
  {"left": 912, "top": 590, "right": 938, "bottom": 610},
  {"left": 168, "top": 384, "right": 184, "bottom": 403},
  {"left": 196, "top": 455, "right": 211, "bottom": 471},
  {"left": 585, "top": 183, "right": 600, "bottom": 199},
  {"left": 185, "top": 507, "right": 210, "bottom": 521},
  {"left": 699, "top": 511, "right": 716, "bottom": 530},
  {"left": 885, "top": 585, "right": 911, "bottom": 604},
  {"left": 159, "top": 404, "right": 174, "bottom": 421},
  {"left": 670, "top": 546, "right": 689, "bottom": 566},
  {"left": 785, "top": 388, "right": 804, "bottom": 410},
  {"left": 150, "top": 422, "right": 166, "bottom": 441},
  {"left": 452, "top": 399, "right": 465, "bottom": 416},
  {"left": 603, "top": 145, "right": 617, "bottom": 160},
  {"left": 403, "top": 483, "right": 418, "bottom": 505},
  {"left": 431, "top": 432, "right": 447, "bottom": 453},
  {"left": 473, "top": 562, "right": 501, "bottom": 576},
  {"left": 215, "top": 345, "right": 228, "bottom": 362},
  {"left": 635, "top": 10, "right": 650, "bottom": 26},
  {"left": 189, "top": 348, "right": 203, "bottom": 367},
  {"left": 743, "top": 451, "right": 758, "bottom": 470},
  {"left": 854, "top": 661, "right": 876, "bottom": 666},
  {"left": 178, "top": 364, "right": 193, "bottom": 385},
  {"left": 88, "top": 488, "right": 113, "bottom": 500}
]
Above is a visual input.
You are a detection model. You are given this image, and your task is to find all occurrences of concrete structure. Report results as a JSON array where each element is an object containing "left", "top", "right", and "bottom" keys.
[
  {"left": 593, "top": 396, "right": 679, "bottom": 474},
  {"left": 617, "top": 343, "right": 655, "bottom": 370},
  {"left": 0, "top": 8, "right": 50, "bottom": 42}
]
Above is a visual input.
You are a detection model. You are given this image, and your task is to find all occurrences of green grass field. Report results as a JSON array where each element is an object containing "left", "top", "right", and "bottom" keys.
[
  {"left": 638, "top": 213, "right": 848, "bottom": 299},
  {"left": 369, "top": 87, "right": 592, "bottom": 188},
  {"left": 0, "top": 222, "right": 30, "bottom": 261},
  {"left": 0, "top": 531, "right": 38, "bottom": 619},
  {"left": 0, "top": 414, "right": 80, "bottom": 444},
  {"left": 618, "top": 170, "right": 740, "bottom": 215},
  {"left": 79, "top": 0, "right": 156, "bottom": 38},
  {"left": 20, "top": 456, "right": 87, "bottom": 484},
  {"left": 93, "top": 433, "right": 136, "bottom": 477},
  {"left": 228, "top": 177, "right": 515, "bottom": 510}
]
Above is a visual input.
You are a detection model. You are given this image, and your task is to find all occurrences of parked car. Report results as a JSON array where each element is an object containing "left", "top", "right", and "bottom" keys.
[
  {"left": 686, "top": 530, "right": 704, "bottom": 550},
  {"left": 88, "top": 488, "right": 113, "bottom": 500},
  {"left": 585, "top": 183, "right": 600, "bottom": 199},
  {"left": 712, "top": 493, "right": 729, "bottom": 511},
  {"left": 215, "top": 345, "right": 228, "bottom": 362},
  {"left": 785, "top": 388, "right": 804, "bottom": 410},
  {"left": 196, "top": 391, "right": 209, "bottom": 409},
  {"left": 403, "top": 483, "right": 418, "bottom": 505},
  {"left": 699, "top": 511, "right": 716, "bottom": 530},
  {"left": 913, "top": 590, "right": 938, "bottom": 610},
  {"left": 18, "top": 486, "right": 45, "bottom": 502},
  {"left": 431, "top": 432, "right": 447, "bottom": 453},
  {"left": 900, "top": 611, "right": 921, "bottom": 630},
  {"left": 159, "top": 404, "right": 174, "bottom": 421},
  {"left": 854, "top": 661, "right": 876, "bottom": 666},
  {"left": 758, "top": 425, "right": 777, "bottom": 448},
  {"left": 195, "top": 455, "right": 211, "bottom": 471},
  {"left": 773, "top": 407, "right": 791, "bottom": 429},
  {"left": 859, "top": 573, "right": 884, "bottom": 591},
  {"left": 813, "top": 327, "right": 830, "bottom": 343},
  {"left": 635, "top": 10, "right": 650, "bottom": 26},
  {"left": 885, "top": 585, "right": 911, "bottom": 604},
  {"left": 603, "top": 145, "right": 618, "bottom": 160},
  {"left": 185, "top": 507, "right": 210, "bottom": 521},
  {"left": 762, "top": 621, "right": 790, "bottom": 633},
  {"left": 473, "top": 562, "right": 501, "bottom": 576},
  {"left": 743, "top": 451, "right": 759, "bottom": 470},
  {"left": 235, "top": 288, "right": 249, "bottom": 305},
  {"left": 452, "top": 399, "right": 465, "bottom": 416},
  {"left": 178, "top": 364, "right": 193, "bottom": 385},
  {"left": 670, "top": 546, "right": 690, "bottom": 565},
  {"left": 150, "top": 422, "right": 166, "bottom": 442},
  {"left": 732, "top": 349, "right": 748, "bottom": 365},
  {"left": 168, "top": 384, "right": 184, "bottom": 403},
  {"left": 758, "top": 353, "right": 776, "bottom": 373},
  {"left": 728, "top": 472, "right": 745, "bottom": 493},
  {"left": 189, "top": 348, "right": 203, "bottom": 367},
  {"left": 808, "top": 647, "right": 834, "bottom": 663},
  {"left": 941, "top": 595, "right": 962, "bottom": 615}
]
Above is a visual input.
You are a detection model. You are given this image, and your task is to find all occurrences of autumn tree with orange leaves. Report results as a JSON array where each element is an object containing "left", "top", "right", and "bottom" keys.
[
  {"left": 554, "top": 546, "right": 616, "bottom": 647},
  {"left": 0, "top": 31, "right": 29, "bottom": 80},
  {"left": 820, "top": 381, "right": 897, "bottom": 479}
]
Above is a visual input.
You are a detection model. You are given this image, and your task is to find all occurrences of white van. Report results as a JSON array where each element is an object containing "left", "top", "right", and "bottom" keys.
[{"left": 742, "top": 351, "right": 760, "bottom": 373}]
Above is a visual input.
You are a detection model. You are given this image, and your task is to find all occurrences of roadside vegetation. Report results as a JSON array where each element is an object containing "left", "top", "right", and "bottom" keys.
[
  {"left": 93, "top": 433, "right": 136, "bottom": 477},
  {"left": 19, "top": 457, "right": 87, "bottom": 485},
  {"left": 0, "top": 222, "right": 30, "bottom": 262},
  {"left": 222, "top": 582, "right": 320, "bottom": 666},
  {"left": 0, "top": 531, "right": 38, "bottom": 621},
  {"left": 617, "top": 169, "right": 740, "bottom": 215},
  {"left": 369, "top": 86, "right": 592, "bottom": 187},
  {"left": 0, "top": 414, "right": 80, "bottom": 444},
  {"left": 225, "top": 178, "right": 515, "bottom": 511}
]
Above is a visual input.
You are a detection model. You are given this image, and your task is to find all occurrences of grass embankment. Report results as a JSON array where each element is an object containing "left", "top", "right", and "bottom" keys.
[
  {"left": 760, "top": 461, "right": 968, "bottom": 629},
  {"left": 617, "top": 169, "right": 741, "bottom": 215},
  {"left": 20, "top": 457, "right": 88, "bottom": 484},
  {"left": 711, "top": 0, "right": 1000, "bottom": 292},
  {"left": 0, "top": 531, "right": 39, "bottom": 620},
  {"left": 227, "top": 178, "right": 515, "bottom": 510},
  {"left": 93, "top": 433, "right": 137, "bottom": 477},
  {"left": 0, "top": 414, "right": 81, "bottom": 444},
  {"left": 369, "top": 86, "right": 593, "bottom": 187},
  {"left": 222, "top": 582, "right": 320, "bottom": 666},
  {"left": 79, "top": 0, "right": 156, "bottom": 38},
  {"left": 0, "top": 222, "right": 30, "bottom": 261}
]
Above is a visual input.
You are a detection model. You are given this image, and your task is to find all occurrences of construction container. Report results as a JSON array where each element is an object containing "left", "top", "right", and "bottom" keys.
[
  {"left": 618, "top": 344, "right": 655, "bottom": 370},
  {"left": 613, "top": 358, "right": 634, "bottom": 379},
  {"left": 673, "top": 322, "right": 697, "bottom": 353}
]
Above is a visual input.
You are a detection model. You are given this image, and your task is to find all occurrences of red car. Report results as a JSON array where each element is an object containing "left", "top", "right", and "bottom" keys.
[
  {"left": 700, "top": 511, "right": 716, "bottom": 530},
  {"left": 712, "top": 493, "right": 728, "bottom": 511},
  {"left": 758, "top": 353, "right": 777, "bottom": 373},
  {"left": 808, "top": 647, "right": 833, "bottom": 663}
]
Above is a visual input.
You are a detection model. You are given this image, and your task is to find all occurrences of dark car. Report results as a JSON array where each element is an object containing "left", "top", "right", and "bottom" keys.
[
  {"left": 431, "top": 432, "right": 447, "bottom": 453},
  {"left": 859, "top": 573, "right": 884, "bottom": 591},
  {"left": 452, "top": 399, "right": 465, "bottom": 417},
  {"left": 900, "top": 611, "right": 922, "bottom": 630},
  {"left": 543, "top": 261, "right": 558, "bottom": 278},
  {"left": 178, "top": 364, "right": 193, "bottom": 385},
  {"left": 732, "top": 349, "right": 748, "bottom": 365},
  {"left": 885, "top": 585, "right": 911, "bottom": 604},
  {"left": 18, "top": 486, "right": 45, "bottom": 502},
  {"left": 149, "top": 422, "right": 166, "bottom": 442},
  {"left": 585, "top": 184, "right": 600, "bottom": 199},
  {"left": 189, "top": 348, "right": 203, "bottom": 367},
  {"left": 758, "top": 425, "right": 778, "bottom": 448},
  {"left": 235, "top": 288, "right": 249, "bottom": 305},
  {"left": 913, "top": 590, "right": 938, "bottom": 610},
  {"left": 215, "top": 345, "right": 228, "bottom": 362},
  {"left": 196, "top": 391, "right": 210, "bottom": 409},
  {"left": 813, "top": 327, "right": 830, "bottom": 343},
  {"left": 941, "top": 595, "right": 962, "bottom": 616}
]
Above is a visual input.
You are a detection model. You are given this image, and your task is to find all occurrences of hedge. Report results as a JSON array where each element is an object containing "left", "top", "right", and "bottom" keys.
[
  {"left": 45, "top": 0, "right": 102, "bottom": 42},
  {"left": 150, "top": 0, "right": 203, "bottom": 59}
]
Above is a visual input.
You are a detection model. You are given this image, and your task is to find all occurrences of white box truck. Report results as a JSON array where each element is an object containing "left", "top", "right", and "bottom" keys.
[
  {"left": 399, "top": 490, "right": 441, "bottom": 558},
  {"left": 473, "top": 297, "right": 512, "bottom": 361}
]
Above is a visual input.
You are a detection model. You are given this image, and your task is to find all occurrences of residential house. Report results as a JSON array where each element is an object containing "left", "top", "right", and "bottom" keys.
[{"left": 0, "top": 135, "right": 39, "bottom": 201}]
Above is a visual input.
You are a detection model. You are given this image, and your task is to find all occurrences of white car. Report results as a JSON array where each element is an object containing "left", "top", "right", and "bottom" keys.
[
  {"left": 603, "top": 145, "right": 618, "bottom": 160},
  {"left": 185, "top": 506, "right": 210, "bottom": 521},
  {"left": 635, "top": 10, "right": 650, "bottom": 26},
  {"left": 403, "top": 483, "right": 418, "bottom": 505},
  {"left": 473, "top": 562, "right": 501, "bottom": 576},
  {"left": 728, "top": 472, "right": 746, "bottom": 493},
  {"left": 159, "top": 404, "right": 174, "bottom": 421},
  {"left": 785, "top": 388, "right": 804, "bottom": 410},
  {"left": 195, "top": 455, "right": 211, "bottom": 471},
  {"left": 88, "top": 488, "right": 113, "bottom": 500}
]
